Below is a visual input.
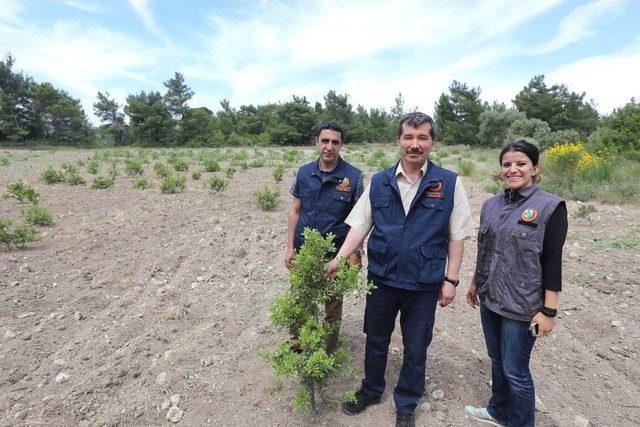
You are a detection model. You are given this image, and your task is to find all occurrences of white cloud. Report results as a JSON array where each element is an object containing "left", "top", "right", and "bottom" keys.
[
  {"left": 532, "top": 0, "right": 625, "bottom": 54},
  {"left": 547, "top": 45, "right": 640, "bottom": 113},
  {"left": 127, "top": 0, "right": 166, "bottom": 41},
  {"left": 59, "top": 0, "right": 102, "bottom": 13},
  {"left": 193, "top": 1, "right": 565, "bottom": 110},
  {"left": 0, "top": 0, "right": 22, "bottom": 24}
]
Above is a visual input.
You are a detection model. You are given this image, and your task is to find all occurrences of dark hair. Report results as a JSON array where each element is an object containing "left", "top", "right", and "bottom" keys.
[
  {"left": 315, "top": 120, "right": 344, "bottom": 141},
  {"left": 499, "top": 139, "right": 540, "bottom": 165},
  {"left": 396, "top": 112, "right": 438, "bottom": 140}
]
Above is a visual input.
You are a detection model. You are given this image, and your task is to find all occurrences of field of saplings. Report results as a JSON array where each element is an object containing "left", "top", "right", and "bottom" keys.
[{"left": 1, "top": 144, "right": 639, "bottom": 426}]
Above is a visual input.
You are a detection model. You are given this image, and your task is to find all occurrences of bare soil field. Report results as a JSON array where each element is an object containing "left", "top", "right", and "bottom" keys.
[{"left": 1, "top": 148, "right": 639, "bottom": 426}]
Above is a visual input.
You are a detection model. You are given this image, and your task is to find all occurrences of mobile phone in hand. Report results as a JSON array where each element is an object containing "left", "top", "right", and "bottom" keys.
[{"left": 529, "top": 323, "right": 538, "bottom": 337}]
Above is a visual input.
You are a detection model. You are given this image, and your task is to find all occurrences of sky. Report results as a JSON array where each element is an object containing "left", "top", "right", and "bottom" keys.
[{"left": 1, "top": 0, "right": 639, "bottom": 123}]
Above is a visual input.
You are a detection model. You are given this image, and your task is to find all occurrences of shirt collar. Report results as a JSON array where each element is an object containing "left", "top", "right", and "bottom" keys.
[
  {"left": 395, "top": 160, "right": 428, "bottom": 180},
  {"left": 315, "top": 157, "right": 341, "bottom": 174}
]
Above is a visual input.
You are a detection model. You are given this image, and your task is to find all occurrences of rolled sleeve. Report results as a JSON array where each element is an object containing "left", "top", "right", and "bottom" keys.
[
  {"left": 448, "top": 177, "right": 474, "bottom": 241},
  {"left": 345, "top": 182, "right": 373, "bottom": 237},
  {"left": 290, "top": 172, "right": 300, "bottom": 197}
]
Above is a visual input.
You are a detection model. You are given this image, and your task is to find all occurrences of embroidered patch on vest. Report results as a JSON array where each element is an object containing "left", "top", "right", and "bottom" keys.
[
  {"left": 521, "top": 208, "right": 538, "bottom": 222},
  {"left": 426, "top": 181, "right": 444, "bottom": 198},
  {"left": 336, "top": 177, "right": 351, "bottom": 192}
]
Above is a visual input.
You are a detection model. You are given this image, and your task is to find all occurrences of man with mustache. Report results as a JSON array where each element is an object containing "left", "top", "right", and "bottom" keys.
[
  {"left": 325, "top": 112, "right": 473, "bottom": 427},
  {"left": 285, "top": 120, "right": 364, "bottom": 353}
]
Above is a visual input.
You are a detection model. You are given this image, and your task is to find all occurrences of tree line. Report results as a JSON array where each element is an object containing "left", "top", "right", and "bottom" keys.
[{"left": 1, "top": 53, "right": 638, "bottom": 151}]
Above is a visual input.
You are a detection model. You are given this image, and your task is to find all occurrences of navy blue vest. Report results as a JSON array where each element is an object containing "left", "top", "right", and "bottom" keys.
[
  {"left": 294, "top": 157, "right": 362, "bottom": 251},
  {"left": 367, "top": 161, "right": 456, "bottom": 290}
]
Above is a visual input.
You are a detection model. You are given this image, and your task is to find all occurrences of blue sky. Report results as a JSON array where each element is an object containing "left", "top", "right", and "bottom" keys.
[{"left": 1, "top": 0, "right": 639, "bottom": 123}]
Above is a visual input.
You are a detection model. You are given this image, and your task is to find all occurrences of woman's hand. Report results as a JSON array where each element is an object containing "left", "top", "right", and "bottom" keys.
[
  {"left": 466, "top": 277, "right": 480, "bottom": 309},
  {"left": 531, "top": 312, "right": 556, "bottom": 338}
]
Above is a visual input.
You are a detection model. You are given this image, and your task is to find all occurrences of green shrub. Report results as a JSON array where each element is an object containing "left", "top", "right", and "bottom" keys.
[
  {"left": 273, "top": 164, "right": 284, "bottom": 183},
  {"left": 226, "top": 167, "right": 236, "bottom": 179},
  {"left": 65, "top": 172, "right": 86, "bottom": 186},
  {"left": 202, "top": 158, "right": 221, "bottom": 172},
  {"left": 254, "top": 185, "right": 280, "bottom": 210},
  {"left": 108, "top": 161, "right": 119, "bottom": 179},
  {"left": 457, "top": 159, "right": 475, "bottom": 176},
  {"left": 124, "top": 157, "right": 145, "bottom": 175},
  {"left": 170, "top": 158, "right": 189, "bottom": 171},
  {"left": 573, "top": 204, "right": 597, "bottom": 224},
  {"left": 191, "top": 170, "right": 202, "bottom": 180},
  {"left": 91, "top": 176, "right": 114, "bottom": 189},
  {"left": 61, "top": 162, "right": 78, "bottom": 174},
  {"left": 260, "top": 229, "right": 373, "bottom": 411},
  {"left": 25, "top": 206, "right": 53, "bottom": 226},
  {"left": 154, "top": 161, "right": 172, "bottom": 177},
  {"left": 4, "top": 180, "right": 39, "bottom": 204},
  {"left": 250, "top": 158, "right": 266, "bottom": 168},
  {"left": 0, "top": 217, "right": 38, "bottom": 248},
  {"left": 0, "top": 156, "right": 9, "bottom": 166},
  {"left": 86, "top": 159, "right": 100, "bottom": 174},
  {"left": 483, "top": 180, "right": 500, "bottom": 194},
  {"left": 160, "top": 175, "right": 186, "bottom": 194},
  {"left": 206, "top": 176, "right": 229, "bottom": 192},
  {"left": 41, "top": 167, "right": 65, "bottom": 184},
  {"left": 134, "top": 177, "right": 150, "bottom": 189}
]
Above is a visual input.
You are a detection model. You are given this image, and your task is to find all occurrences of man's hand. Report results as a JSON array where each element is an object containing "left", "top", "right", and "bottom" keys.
[
  {"left": 346, "top": 253, "right": 361, "bottom": 267},
  {"left": 466, "top": 281, "right": 479, "bottom": 309},
  {"left": 284, "top": 248, "right": 295, "bottom": 269},
  {"left": 438, "top": 282, "right": 456, "bottom": 307},
  {"left": 531, "top": 312, "right": 556, "bottom": 338},
  {"left": 324, "top": 259, "right": 339, "bottom": 279}
]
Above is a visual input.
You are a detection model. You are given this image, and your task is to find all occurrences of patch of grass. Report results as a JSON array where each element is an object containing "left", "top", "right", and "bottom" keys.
[
  {"left": 170, "top": 158, "right": 189, "bottom": 172},
  {"left": 202, "top": 158, "right": 221, "bottom": 172},
  {"left": 134, "top": 177, "right": 150, "bottom": 189},
  {"left": 254, "top": 185, "right": 280, "bottom": 210},
  {"left": 457, "top": 158, "right": 475, "bottom": 176},
  {"left": 154, "top": 161, "right": 172, "bottom": 178},
  {"left": 250, "top": 158, "right": 266, "bottom": 168},
  {"left": 610, "top": 235, "right": 639, "bottom": 250},
  {"left": 41, "top": 167, "right": 65, "bottom": 184},
  {"left": 4, "top": 180, "right": 39, "bottom": 204},
  {"left": 124, "top": 157, "right": 145, "bottom": 176},
  {"left": 0, "top": 156, "right": 10, "bottom": 166},
  {"left": 483, "top": 180, "right": 500, "bottom": 194},
  {"left": 160, "top": 175, "right": 186, "bottom": 194},
  {"left": 191, "top": 170, "right": 202, "bottom": 180},
  {"left": 91, "top": 176, "right": 114, "bottom": 189},
  {"left": 572, "top": 204, "right": 597, "bottom": 224},
  {"left": 226, "top": 167, "right": 236, "bottom": 179},
  {"left": 206, "top": 176, "right": 229, "bottom": 192},
  {"left": 86, "top": 159, "right": 100, "bottom": 174},
  {"left": 25, "top": 206, "right": 53, "bottom": 226},
  {"left": 61, "top": 162, "right": 78, "bottom": 175},
  {"left": 65, "top": 172, "right": 86, "bottom": 186}
]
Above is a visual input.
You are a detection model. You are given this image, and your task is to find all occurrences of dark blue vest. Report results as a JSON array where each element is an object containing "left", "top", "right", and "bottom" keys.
[
  {"left": 367, "top": 161, "right": 456, "bottom": 290},
  {"left": 294, "top": 157, "right": 361, "bottom": 251}
]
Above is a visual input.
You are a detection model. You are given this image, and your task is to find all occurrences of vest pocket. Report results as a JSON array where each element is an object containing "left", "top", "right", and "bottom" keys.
[
  {"left": 367, "top": 238, "right": 388, "bottom": 277},
  {"left": 502, "top": 274, "right": 543, "bottom": 317},
  {"left": 419, "top": 246, "right": 447, "bottom": 283},
  {"left": 333, "top": 192, "right": 353, "bottom": 203}
]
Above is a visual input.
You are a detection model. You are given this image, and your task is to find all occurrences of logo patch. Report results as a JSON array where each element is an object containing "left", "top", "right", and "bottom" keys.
[
  {"left": 521, "top": 208, "right": 538, "bottom": 222},
  {"left": 426, "top": 181, "right": 444, "bottom": 198},
  {"left": 336, "top": 177, "right": 351, "bottom": 192}
]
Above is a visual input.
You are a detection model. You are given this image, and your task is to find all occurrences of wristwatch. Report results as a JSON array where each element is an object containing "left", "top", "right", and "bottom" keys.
[{"left": 444, "top": 276, "right": 460, "bottom": 287}]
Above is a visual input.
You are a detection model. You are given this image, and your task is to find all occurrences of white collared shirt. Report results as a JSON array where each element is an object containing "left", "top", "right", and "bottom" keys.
[{"left": 345, "top": 161, "right": 474, "bottom": 241}]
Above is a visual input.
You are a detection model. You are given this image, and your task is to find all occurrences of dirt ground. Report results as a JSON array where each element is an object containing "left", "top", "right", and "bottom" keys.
[{"left": 1, "top": 148, "right": 639, "bottom": 426}]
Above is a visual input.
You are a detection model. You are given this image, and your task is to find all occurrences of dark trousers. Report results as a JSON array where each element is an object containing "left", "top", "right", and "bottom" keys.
[
  {"left": 481, "top": 304, "right": 536, "bottom": 427},
  {"left": 361, "top": 284, "right": 439, "bottom": 414}
]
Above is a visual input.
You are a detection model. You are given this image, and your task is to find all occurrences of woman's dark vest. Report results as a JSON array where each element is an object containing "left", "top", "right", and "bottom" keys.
[
  {"left": 367, "top": 161, "right": 456, "bottom": 291},
  {"left": 476, "top": 185, "right": 563, "bottom": 321}
]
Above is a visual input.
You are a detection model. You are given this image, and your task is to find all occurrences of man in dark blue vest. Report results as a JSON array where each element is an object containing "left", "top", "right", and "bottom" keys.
[
  {"left": 325, "top": 112, "right": 473, "bottom": 427},
  {"left": 285, "top": 120, "right": 364, "bottom": 353}
]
